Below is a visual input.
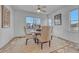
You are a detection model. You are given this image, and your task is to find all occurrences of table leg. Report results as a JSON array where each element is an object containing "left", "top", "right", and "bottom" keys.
[
  {"left": 51, "top": 35, "right": 52, "bottom": 40},
  {"left": 37, "top": 38, "right": 39, "bottom": 44}
]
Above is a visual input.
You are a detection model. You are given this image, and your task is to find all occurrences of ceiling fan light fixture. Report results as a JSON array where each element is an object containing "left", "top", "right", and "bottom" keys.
[{"left": 37, "top": 9, "right": 41, "bottom": 13}]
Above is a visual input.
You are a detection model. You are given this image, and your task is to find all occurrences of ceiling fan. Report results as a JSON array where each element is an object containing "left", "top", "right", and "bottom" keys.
[{"left": 36, "top": 5, "right": 47, "bottom": 13}]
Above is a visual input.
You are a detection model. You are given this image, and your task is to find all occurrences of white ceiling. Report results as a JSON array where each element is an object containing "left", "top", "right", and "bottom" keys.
[{"left": 11, "top": 5, "right": 66, "bottom": 14}]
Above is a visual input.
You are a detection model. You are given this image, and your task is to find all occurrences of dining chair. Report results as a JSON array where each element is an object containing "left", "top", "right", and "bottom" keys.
[
  {"left": 24, "top": 26, "right": 38, "bottom": 45},
  {"left": 37, "top": 26, "right": 52, "bottom": 50}
]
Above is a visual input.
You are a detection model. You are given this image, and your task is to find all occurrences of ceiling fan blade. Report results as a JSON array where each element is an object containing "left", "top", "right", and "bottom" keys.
[
  {"left": 41, "top": 5, "right": 46, "bottom": 8},
  {"left": 37, "top": 5, "right": 46, "bottom": 9},
  {"left": 41, "top": 9, "right": 46, "bottom": 12},
  {"left": 37, "top": 5, "right": 40, "bottom": 8},
  {"left": 35, "top": 5, "right": 47, "bottom": 13}
]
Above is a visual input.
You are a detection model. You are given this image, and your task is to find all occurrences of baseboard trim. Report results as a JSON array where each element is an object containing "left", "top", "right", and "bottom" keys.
[{"left": 53, "top": 35, "right": 78, "bottom": 44}]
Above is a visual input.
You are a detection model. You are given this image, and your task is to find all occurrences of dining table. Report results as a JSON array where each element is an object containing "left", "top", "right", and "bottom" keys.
[{"left": 25, "top": 29, "right": 41, "bottom": 45}]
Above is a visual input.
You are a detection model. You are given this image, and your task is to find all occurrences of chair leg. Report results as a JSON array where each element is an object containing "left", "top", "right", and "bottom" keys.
[
  {"left": 41, "top": 43, "right": 43, "bottom": 50},
  {"left": 26, "top": 39, "right": 29, "bottom": 45},
  {"left": 34, "top": 38, "right": 39, "bottom": 44},
  {"left": 49, "top": 40, "right": 51, "bottom": 47},
  {"left": 34, "top": 38, "right": 37, "bottom": 43}
]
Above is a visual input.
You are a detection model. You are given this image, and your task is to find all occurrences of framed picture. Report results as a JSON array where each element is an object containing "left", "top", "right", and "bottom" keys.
[
  {"left": 54, "top": 14, "right": 62, "bottom": 25},
  {"left": 1, "top": 5, "right": 10, "bottom": 28}
]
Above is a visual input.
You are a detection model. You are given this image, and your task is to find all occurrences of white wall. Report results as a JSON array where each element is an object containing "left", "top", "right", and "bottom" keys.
[
  {"left": 14, "top": 10, "right": 48, "bottom": 36},
  {"left": 0, "top": 6, "right": 1, "bottom": 28},
  {"left": 50, "top": 5, "right": 79, "bottom": 43},
  {"left": 0, "top": 6, "right": 48, "bottom": 48},
  {"left": 0, "top": 5, "right": 14, "bottom": 48}
]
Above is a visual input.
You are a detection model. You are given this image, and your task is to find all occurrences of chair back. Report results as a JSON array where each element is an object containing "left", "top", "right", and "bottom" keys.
[
  {"left": 38, "top": 26, "right": 50, "bottom": 42},
  {"left": 24, "top": 26, "right": 35, "bottom": 39}
]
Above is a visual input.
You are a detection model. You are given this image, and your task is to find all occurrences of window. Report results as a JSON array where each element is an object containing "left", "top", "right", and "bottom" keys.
[
  {"left": 26, "top": 16, "right": 41, "bottom": 29},
  {"left": 26, "top": 16, "right": 33, "bottom": 25},
  {"left": 34, "top": 17, "right": 40, "bottom": 25},
  {"left": 48, "top": 19, "right": 52, "bottom": 26},
  {"left": 70, "top": 9, "right": 79, "bottom": 32}
]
